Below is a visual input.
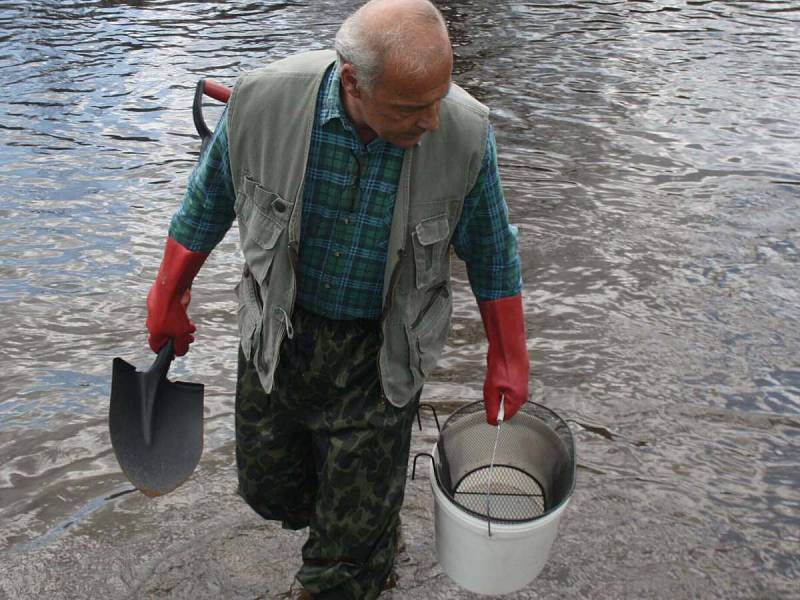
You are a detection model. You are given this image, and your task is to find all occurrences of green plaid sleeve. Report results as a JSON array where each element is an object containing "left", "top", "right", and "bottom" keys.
[
  {"left": 452, "top": 125, "right": 523, "bottom": 301},
  {"left": 168, "top": 107, "right": 236, "bottom": 252}
]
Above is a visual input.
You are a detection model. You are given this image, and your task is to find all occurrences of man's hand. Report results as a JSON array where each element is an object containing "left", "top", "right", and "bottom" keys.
[
  {"left": 479, "top": 294, "right": 530, "bottom": 425},
  {"left": 145, "top": 237, "right": 208, "bottom": 356}
]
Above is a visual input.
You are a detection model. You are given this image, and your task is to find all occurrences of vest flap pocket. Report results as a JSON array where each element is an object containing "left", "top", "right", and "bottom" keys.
[
  {"left": 412, "top": 213, "right": 450, "bottom": 289},
  {"left": 239, "top": 181, "right": 290, "bottom": 251},
  {"left": 414, "top": 214, "right": 449, "bottom": 246}
]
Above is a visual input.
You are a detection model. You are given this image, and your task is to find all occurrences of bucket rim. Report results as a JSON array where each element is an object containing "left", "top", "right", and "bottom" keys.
[
  {"left": 428, "top": 450, "right": 571, "bottom": 532},
  {"left": 432, "top": 400, "right": 577, "bottom": 523}
]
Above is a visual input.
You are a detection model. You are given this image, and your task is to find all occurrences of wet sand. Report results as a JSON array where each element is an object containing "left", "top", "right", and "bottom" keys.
[{"left": 2, "top": 422, "right": 794, "bottom": 600}]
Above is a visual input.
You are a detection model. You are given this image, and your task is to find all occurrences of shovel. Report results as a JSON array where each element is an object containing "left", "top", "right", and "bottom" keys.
[{"left": 109, "top": 340, "right": 204, "bottom": 496}]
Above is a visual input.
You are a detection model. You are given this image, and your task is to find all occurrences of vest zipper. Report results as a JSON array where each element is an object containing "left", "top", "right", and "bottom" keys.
[
  {"left": 377, "top": 248, "right": 405, "bottom": 400},
  {"left": 380, "top": 248, "right": 405, "bottom": 320},
  {"left": 269, "top": 226, "right": 300, "bottom": 380},
  {"left": 409, "top": 282, "right": 449, "bottom": 330}
]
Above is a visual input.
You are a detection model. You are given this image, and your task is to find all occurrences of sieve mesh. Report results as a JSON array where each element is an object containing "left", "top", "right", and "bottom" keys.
[
  {"left": 454, "top": 465, "right": 545, "bottom": 520},
  {"left": 433, "top": 401, "right": 575, "bottom": 524}
]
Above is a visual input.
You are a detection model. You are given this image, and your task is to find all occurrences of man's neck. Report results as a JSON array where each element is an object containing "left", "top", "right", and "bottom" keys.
[{"left": 340, "top": 83, "right": 378, "bottom": 145}]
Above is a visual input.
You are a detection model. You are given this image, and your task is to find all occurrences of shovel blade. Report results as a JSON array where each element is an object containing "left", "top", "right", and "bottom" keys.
[{"left": 110, "top": 356, "right": 204, "bottom": 496}]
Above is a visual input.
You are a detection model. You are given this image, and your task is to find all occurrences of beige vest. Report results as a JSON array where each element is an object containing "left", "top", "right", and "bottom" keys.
[{"left": 227, "top": 50, "right": 489, "bottom": 407}]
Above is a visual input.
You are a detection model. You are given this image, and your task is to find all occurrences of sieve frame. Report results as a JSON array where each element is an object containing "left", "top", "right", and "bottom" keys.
[
  {"left": 431, "top": 400, "right": 576, "bottom": 525},
  {"left": 455, "top": 462, "right": 548, "bottom": 525}
]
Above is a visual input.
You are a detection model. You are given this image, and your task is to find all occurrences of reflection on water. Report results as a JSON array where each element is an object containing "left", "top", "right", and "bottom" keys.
[{"left": 1, "top": 0, "right": 799, "bottom": 596}]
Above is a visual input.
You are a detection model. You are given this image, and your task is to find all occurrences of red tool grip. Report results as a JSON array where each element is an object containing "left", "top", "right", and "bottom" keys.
[{"left": 203, "top": 80, "right": 231, "bottom": 103}]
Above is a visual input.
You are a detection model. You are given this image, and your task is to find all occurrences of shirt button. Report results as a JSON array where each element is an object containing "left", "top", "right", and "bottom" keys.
[
  {"left": 324, "top": 283, "right": 331, "bottom": 289},
  {"left": 343, "top": 218, "right": 350, "bottom": 225},
  {"left": 334, "top": 251, "right": 341, "bottom": 258}
]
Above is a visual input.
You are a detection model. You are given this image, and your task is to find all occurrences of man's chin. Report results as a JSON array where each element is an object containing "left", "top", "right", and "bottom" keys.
[{"left": 389, "top": 132, "right": 425, "bottom": 149}]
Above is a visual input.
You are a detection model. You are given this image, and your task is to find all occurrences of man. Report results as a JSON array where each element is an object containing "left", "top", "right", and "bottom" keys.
[{"left": 145, "top": 0, "right": 529, "bottom": 597}]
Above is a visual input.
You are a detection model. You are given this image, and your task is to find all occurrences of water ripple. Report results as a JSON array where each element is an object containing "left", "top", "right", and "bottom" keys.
[{"left": 1, "top": 0, "right": 799, "bottom": 594}]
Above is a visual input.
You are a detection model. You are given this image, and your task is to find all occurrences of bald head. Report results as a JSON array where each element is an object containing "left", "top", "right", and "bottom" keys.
[{"left": 335, "top": 0, "right": 452, "bottom": 90}]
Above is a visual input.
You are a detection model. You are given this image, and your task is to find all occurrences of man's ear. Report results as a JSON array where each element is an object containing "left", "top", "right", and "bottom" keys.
[{"left": 340, "top": 63, "right": 363, "bottom": 99}]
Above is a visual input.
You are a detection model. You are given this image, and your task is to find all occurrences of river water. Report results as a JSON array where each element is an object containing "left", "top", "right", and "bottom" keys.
[{"left": 1, "top": 1, "right": 798, "bottom": 598}]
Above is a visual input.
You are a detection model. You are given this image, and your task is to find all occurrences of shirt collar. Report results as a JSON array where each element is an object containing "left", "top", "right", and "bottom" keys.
[
  {"left": 318, "top": 63, "right": 421, "bottom": 150},
  {"left": 319, "top": 63, "right": 346, "bottom": 126}
]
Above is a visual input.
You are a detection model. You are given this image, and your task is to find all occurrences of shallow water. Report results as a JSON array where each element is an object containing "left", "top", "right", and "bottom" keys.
[{"left": 1, "top": 0, "right": 799, "bottom": 597}]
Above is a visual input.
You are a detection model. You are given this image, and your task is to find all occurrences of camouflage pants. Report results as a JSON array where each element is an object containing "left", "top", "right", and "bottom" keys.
[{"left": 235, "top": 305, "right": 419, "bottom": 600}]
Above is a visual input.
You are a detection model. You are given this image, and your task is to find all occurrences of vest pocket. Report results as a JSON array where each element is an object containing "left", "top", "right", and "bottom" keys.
[
  {"left": 235, "top": 265, "right": 263, "bottom": 361},
  {"left": 412, "top": 214, "right": 450, "bottom": 289},
  {"left": 242, "top": 188, "right": 288, "bottom": 250},
  {"left": 237, "top": 180, "right": 289, "bottom": 282},
  {"left": 408, "top": 282, "right": 452, "bottom": 379}
]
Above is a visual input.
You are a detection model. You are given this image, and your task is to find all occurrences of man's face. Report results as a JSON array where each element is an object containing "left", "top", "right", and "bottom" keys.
[{"left": 355, "top": 55, "right": 453, "bottom": 149}]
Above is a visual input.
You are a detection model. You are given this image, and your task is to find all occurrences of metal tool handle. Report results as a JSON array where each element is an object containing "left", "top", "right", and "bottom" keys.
[
  {"left": 141, "top": 340, "right": 175, "bottom": 447},
  {"left": 193, "top": 78, "right": 232, "bottom": 152},
  {"left": 486, "top": 396, "right": 505, "bottom": 537}
]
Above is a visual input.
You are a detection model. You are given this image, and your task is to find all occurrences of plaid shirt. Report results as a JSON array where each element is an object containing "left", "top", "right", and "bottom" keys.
[{"left": 170, "top": 65, "right": 521, "bottom": 319}]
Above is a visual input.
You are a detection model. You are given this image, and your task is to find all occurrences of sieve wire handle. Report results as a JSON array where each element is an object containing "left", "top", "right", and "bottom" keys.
[{"left": 486, "top": 396, "right": 505, "bottom": 537}]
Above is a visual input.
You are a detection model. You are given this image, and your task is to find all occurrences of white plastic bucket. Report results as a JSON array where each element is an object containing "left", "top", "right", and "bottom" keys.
[{"left": 428, "top": 446, "right": 571, "bottom": 595}]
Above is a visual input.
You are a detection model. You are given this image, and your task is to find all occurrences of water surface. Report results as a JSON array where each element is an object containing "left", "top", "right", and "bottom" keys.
[{"left": 1, "top": 1, "right": 798, "bottom": 597}]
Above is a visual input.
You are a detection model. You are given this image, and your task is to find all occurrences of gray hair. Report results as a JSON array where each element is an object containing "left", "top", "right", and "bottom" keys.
[{"left": 334, "top": 0, "right": 449, "bottom": 90}]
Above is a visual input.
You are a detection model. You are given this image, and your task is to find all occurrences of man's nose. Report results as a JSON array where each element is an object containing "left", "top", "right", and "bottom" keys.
[{"left": 417, "top": 101, "right": 441, "bottom": 132}]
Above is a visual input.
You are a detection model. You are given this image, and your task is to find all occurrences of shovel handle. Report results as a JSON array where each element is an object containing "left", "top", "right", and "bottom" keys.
[
  {"left": 203, "top": 79, "right": 231, "bottom": 103},
  {"left": 150, "top": 339, "right": 175, "bottom": 379},
  {"left": 140, "top": 340, "right": 175, "bottom": 448},
  {"left": 193, "top": 78, "right": 232, "bottom": 150}
]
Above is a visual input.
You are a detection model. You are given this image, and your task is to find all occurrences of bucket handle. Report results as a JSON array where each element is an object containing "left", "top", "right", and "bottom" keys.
[
  {"left": 416, "top": 402, "right": 441, "bottom": 432},
  {"left": 485, "top": 397, "right": 505, "bottom": 537},
  {"left": 411, "top": 452, "right": 434, "bottom": 480}
]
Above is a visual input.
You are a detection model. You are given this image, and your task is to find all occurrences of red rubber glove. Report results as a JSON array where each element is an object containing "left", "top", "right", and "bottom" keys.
[
  {"left": 146, "top": 237, "right": 209, "bottom": 356},
  {"left": 479, "top": 294, "right": 530, "bottom": 425}
]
